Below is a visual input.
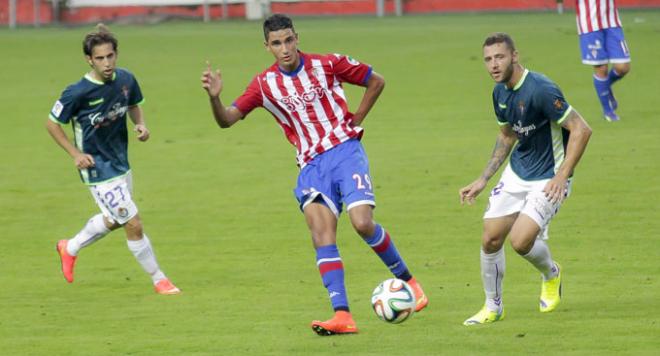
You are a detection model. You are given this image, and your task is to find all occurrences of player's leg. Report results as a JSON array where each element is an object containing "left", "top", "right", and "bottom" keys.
[
  {"left": 580, "top": 30, "right": 619, "bottom": 121},
  {"left": 592, "top": 64, "right": 619, "bottom": 121},
  {"left": 463, "top": 215, "right": 514, "bottom": 326},
  {"left": 305, "top": 202, "right": 357, "bottom": 336},
  {"left": 337, "top": 139, "right": 429, "bottom": 312},
  {"left": 605, "top": 27, "right": 631, "bottom": 84},
  {"left": 122, "top": 214, "right": 179, "bottom": 294},
  {"left": 56, "top": 184, "right": 122, "bottom": 283},
  {"left": 604, "top": 27, "right": 631, "bottom": 117},
  {"left": 464, "top": 172, "right": 523, "bottom": 326},
  {"left": 347, "top": 205, "right": 428, "bottom": 312},
  {"left": 294, "top": 153, "right": 357, "bottom": 335},
  {"left": 512, "top": 188, "right": 568, "bottom": 312}
]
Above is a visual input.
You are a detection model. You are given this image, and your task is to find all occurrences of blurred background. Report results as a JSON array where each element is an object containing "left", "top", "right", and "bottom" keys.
[{"left": 4, "top": 0, "right": 660, "bottom": 28}]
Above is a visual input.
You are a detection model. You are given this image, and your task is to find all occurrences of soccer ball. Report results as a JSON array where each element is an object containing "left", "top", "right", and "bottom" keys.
[{"left": 371, "top": 278, "right": 416, "bottom": 324}]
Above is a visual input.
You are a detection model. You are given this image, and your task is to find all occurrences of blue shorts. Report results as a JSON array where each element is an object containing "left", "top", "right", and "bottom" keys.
[
  {"left": 579, "top": 27, "right": 631, "bottom": 65},
  {"left": 294, "top": 139, "right": 375, "bottom": 217}
]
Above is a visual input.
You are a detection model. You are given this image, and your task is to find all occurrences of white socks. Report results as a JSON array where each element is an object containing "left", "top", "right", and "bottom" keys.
[
  {"left": 481, "top": 248, "right": 505, "bottom": 312},
  {"left": 67, "top": 214, "right": 111, "bottom": 256},
  {"left": 522, "top": 239, "right": 559, "bottom": 281},
  {"left": 126, "top": 234, "right": 166, "bottom": 284}
]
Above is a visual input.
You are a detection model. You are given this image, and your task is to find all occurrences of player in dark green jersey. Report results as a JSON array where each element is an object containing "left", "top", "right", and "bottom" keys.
[
  {"left": 460, "top": 33, "right": 592, "bottom": 325},
  {"left": 47, "top": 24, "right": 179, "bottom": 295}
]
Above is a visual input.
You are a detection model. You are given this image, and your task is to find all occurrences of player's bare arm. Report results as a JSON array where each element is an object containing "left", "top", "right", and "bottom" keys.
[
  {"left": 459, "top": 125, "right": 517, "bottom": 205},
  {"left": 350, "top": 71, "right": 385, "bottom": 126},
  {"left": 201, "top": 61, "right": 244, "bottom": 128},
  {"left": 128, "top": 105, "right": 149, "bottom": 142},
  {"left": 543, "top": 109, "right": 592, "bottom": 203},
  {"left": 46, "top": 119, "right": 95, "bottom": 168}
]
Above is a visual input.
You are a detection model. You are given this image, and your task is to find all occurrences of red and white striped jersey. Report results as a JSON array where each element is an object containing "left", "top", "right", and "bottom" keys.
[
  {"left": 233, "top": 51, "right": 372, "bottom": 168},
  {"left": 575, "top": 0, "right": 622, "bottom": 34}
]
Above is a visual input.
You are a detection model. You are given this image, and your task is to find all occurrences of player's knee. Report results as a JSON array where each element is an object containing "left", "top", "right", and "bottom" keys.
[
  {"left": 123, "top": 216, "right": 143, "bottom": 238},
  {"left": 593, "top": 64, "right": 608, "bottom": 78},
  {"left": 510, "top": 237, "right": 533, "bottom": 255},
  {"left": 481, "top": 234, "right": 504, "bottom": 253},
  {"left": 351, "top": 217, "right": 375, "bottom": 238},
  {"left": 614, "top": 63, "right": 630, "bottom": 76}
]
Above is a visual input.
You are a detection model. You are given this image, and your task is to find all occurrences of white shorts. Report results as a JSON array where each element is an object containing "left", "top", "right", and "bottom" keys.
[
  {"left": 89, "top": 172, "right": 138, "bottom": 225},
  {"left": 483, "top": 165, "right": 571, "bottom": 240}
]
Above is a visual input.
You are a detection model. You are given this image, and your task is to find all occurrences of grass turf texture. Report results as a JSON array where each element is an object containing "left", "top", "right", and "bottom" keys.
[{"left": 1, "top": 11, "right": 659, "bottom": 355}]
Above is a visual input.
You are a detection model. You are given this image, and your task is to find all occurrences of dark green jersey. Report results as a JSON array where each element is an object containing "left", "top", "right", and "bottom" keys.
[
  {"left": 492, "top": 70, "right": 572, "bottom": 180},
  {"left": 49, "top": 68, "right": 144, "bottom": 184}
]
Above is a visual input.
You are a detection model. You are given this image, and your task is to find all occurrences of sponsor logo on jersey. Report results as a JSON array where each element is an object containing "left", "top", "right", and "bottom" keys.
[
  {"left": 88, "top": 102, "right": 128, "bottom": 128},
  {"left": 280, "top": 86, "right": 326, "bottom": 112},
  {"left": 512, "top": 120, "right": 537, "bottom": 137},
  {"left": 52, "top": 100, "right": 64, "bottom": 117}
]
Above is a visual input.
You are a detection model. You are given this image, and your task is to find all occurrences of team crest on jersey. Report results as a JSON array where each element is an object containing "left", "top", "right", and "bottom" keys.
[
  {"left": 518, "top": 101, "right": 526, "bottom": 116},
  {"left": 346, "top": 56, "right": 360, "bottom": 65},
  {"left": 334, "top": 53, "right": 360, "bottom": 66},
  {"left": 553, "top": 99, "right": 563, "bottom": 110},
  {"left": 121, "top": 85, "right": 130, "bottom": 99},
  {"left": 280, "top": 86, "right": 326, "bottom": 112}
]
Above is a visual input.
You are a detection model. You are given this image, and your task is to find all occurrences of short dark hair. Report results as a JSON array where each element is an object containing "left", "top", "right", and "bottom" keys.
[
  {"left": 83, "top": 23, "right": 118, "bottom": 56},
  {"left": 483, "top": 32, "right": 516, "bottom": 52},
  {"left": 263, "top": 14, "right": 295, "bottom": 41}
]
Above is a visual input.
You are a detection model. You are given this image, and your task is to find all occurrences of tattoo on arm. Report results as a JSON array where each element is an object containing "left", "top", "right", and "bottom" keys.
[{"left": 481, "top": 134, "right": 514, "bottom": 181}]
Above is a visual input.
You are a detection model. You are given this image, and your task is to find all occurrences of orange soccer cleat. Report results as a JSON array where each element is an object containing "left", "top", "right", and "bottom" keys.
[
  {"left": 154, "top": 279, "right": 181, "bottom": 295},
  {"left": 407, "top": 277, "right": 429, "bottom": 312},
  {"left": 56, "top": 240, "right": 77, "bottom": 283},
  {"left": 311, "top": 310, "right": 359, "bottom": 336}
]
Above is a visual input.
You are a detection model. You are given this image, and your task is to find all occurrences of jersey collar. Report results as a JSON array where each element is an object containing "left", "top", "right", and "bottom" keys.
[
  {"left": 278, "top": 52, "right": 305, "bottom": 77},
  {"left": 84, "top": 71, "right": 117, "bottom": 85},
  {"left": 511, "top": 69, "right": 529, "bottom": 91}
]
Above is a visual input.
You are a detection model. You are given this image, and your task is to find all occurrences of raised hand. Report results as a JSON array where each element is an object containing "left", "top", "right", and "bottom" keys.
[{"left": 201, "top": 60, "right": 223, "bottom": 98}]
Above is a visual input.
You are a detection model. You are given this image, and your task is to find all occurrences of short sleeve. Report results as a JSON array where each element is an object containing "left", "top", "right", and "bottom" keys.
[
  {"left": 492, "top": 89, "right": 508, "bottom": 126},
  {"left": 128, "top": 75, "right": 144, "bottom": 106},
  {"left": 49, "top": 86, "right": 79, "bottom": 124},
  {"left": 232, "top": 76, "right": 262, "bottom": 116},
  {"left": 329, "top": 54, "right": 372, "bottom": 86},
  {"left": 536, "top": 80, "right": 571, "bottom": 124}
]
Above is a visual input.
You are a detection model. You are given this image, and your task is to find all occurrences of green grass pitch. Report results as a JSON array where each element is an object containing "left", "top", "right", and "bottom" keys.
[{"left": 1, "top": 10, "right": 659, "bottom": 355}]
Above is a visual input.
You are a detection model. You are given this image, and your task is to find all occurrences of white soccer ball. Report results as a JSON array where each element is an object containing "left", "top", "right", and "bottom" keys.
[{"left": 371, "top": 278, "right": 416, "bottom": 324}]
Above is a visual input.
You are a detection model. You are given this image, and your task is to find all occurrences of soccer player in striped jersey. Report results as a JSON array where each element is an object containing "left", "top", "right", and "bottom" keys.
[
  {"left": 201, "top": 14, "right": 428, "bottom": 335},
  {"left": 459, "top": 33, "right": 592, "bottom": 325},
  {"left": 47, "top": 24, "right": 179, "bottom": 295},
  {"left": 575, "top": 0, "right": 631, "bottom": 121}
]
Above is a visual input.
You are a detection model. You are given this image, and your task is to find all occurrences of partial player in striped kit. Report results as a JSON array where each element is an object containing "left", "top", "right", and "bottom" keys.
[
  {"left": 575, "top": 0, "right": 631, "bottom": 121},
  {"left": 201, "top": 14, "right": 428, "bottom": 336},
  {"left": 460, "top": 33, "right": 592, "bottom": 325},
  {"left": 47, "top": 24, "right": 179, "bottom": 295}
]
